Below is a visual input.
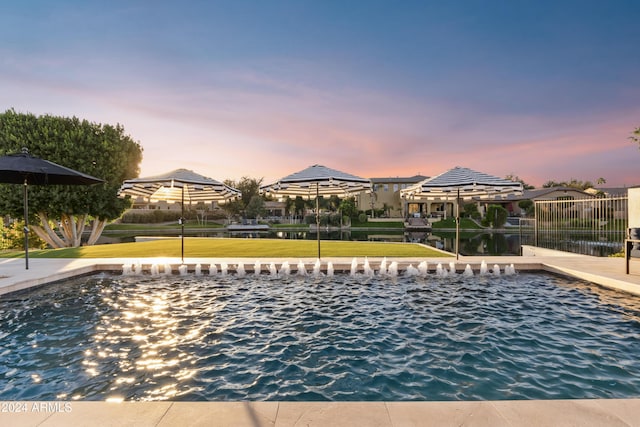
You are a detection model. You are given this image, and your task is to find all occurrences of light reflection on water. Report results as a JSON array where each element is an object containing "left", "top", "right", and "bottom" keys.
[{"left": 0, "top": 272, "right": 640, "bottom": 401}]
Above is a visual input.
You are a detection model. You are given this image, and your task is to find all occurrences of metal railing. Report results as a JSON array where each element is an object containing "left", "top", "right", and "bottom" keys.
[{"left": 519, "top": 196, "right": 628, "bottom": 257}]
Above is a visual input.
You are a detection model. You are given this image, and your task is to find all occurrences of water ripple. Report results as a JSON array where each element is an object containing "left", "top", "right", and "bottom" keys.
[{"left": 1, "top": 272, "right": 640, "bottom": 401}]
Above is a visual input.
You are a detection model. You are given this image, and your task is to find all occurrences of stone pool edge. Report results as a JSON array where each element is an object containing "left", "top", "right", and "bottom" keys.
[{"left": 1, "top": 399, "right": 640, "bottom": 426}]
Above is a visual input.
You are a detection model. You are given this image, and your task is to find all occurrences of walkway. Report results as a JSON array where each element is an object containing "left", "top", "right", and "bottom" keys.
[{"left": 1, "top": 251, "right": 640, "bottom": 426}]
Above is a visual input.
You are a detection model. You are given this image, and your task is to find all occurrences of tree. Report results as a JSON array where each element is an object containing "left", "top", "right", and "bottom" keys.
[
  {"left": 245, "top": 194, "right": 265, "bottom": 219},
  {"left": 293, "top": 196, "right": 307, "bottom": 217},
  {"left": 542, "top": 179, "right": 593, "bottom": 190},
  {"left": 339, "top": 197, "right": 358, "bottom": 218},
  {"left": 0, "top": 110, "right": 142, "bottom": 247},
  {"left": 462, "top": 202, "right": 480, "bottom": 219},
  {"left": 505, "top": 174, "right": 535, "bottom": 190},
  {"left": 484, "top": 205, "right": 508, "bottom": 229},
  {"left": 223, "top": 176, "right": 263, "bottom": 218},
  {"left": 518, "top": 200, "right": 535, "bottom": 217},
  {"left": 630, "top": 126, "right": 640, "bottom": 147}
]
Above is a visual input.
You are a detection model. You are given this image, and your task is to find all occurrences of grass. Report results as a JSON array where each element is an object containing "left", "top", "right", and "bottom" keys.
[{"left": 1, "top": 238, "right": 450, "bottom": 259}]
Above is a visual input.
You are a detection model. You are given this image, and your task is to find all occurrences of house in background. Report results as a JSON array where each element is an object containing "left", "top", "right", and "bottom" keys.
[
  {"left": 357, "top": 175, "right": 428, "bottom": 218},
  {"left": 584, "top": 187, "right": 629, "bottom": 197},
  {"left": 505, "top": 187, "right": 593, "bottom": 217}
]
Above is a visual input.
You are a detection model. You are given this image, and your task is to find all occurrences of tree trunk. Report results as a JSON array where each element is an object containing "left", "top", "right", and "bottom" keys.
[
  {"left": 31, "top": 225, "right": 59, "bottom": 248},
  {"left": 58, "top": 213, "right": 87, "bottom": 247},
  {"left": 33, "top": 212, "right": 67, "bottom": 248},
  {"left": 86, "top": 218, "right": 107, "bottom": 246},
  {"left": 30, "top": 212, "right": 96, "bottom": 248}
]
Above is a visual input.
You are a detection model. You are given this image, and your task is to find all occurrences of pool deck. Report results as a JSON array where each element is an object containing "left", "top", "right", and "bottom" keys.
[{"left": 1, "top": 250, "right": 640, "bottom": 426}]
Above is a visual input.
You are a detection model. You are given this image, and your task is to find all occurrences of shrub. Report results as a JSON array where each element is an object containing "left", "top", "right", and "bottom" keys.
[
  {"left": 518, "top": 200, "right": 535, "bottom": 217},
  {"left": 1, "top": 220, "right": 47, "bottom": 250},
  {"left": 462, "top": 203, "right": 481, "bottom": 219},
  {"left": 485, "top": 205, "right": 508, "bottom": 229},
  {"left": 329, "top": 213, "right": 343, "bottom": 227}
]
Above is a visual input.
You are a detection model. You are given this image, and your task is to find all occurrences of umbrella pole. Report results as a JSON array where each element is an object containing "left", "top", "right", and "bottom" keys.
[
  {"left": 23, "top": 179, "right": 29, "bottom": 270},
  {"left": 316, "top": 183, "right": 320, "bottom": 260},
  {"left": 181, "top": 186, "right": 185, "bottom": 264}
]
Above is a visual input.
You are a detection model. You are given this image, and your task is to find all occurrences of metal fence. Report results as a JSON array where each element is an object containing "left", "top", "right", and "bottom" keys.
[{"left": 519, "top": 196, "right": 628, "bottom": 257}]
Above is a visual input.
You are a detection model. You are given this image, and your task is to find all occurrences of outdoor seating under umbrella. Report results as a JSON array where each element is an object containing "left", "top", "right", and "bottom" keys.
[
  {"left": 401, "top": 166, "right": 523, "bottom": 259},
  {"left": 0, "top": 148, "right": 104, "bottom": 269},
  {"left": 118, "top": 169, "right": 241, "bottom": 262},
  {"left": 260, "top": 164, "right": 372, "bottom": 259}
]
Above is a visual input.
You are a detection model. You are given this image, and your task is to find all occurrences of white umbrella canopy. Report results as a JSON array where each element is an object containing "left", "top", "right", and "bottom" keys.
[
  {"left": 118, "top": 169, "right": 241, "bottom": 262},
  {"left": 118, "top": 168, "right": 241, "bottom": 204},
  {"left": 260, "top": 164, "right": 372, "bottom": 258},
  {"left": 401, "top": 166, "right": 523, "bottom": 258},
  {"left": 400, "top": 166, "right": 523, "bottom": 200},
  {"left": 260, "top": 164, "right": 371, "bottom": 199}
]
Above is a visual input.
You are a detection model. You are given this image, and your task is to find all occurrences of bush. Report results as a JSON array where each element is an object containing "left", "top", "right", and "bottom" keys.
[
  {"left": 518, "top": 200, "right": 534, "bottom": 217},
  {"left": 462, "top": 203, "right": 481, "bottom": 220},
  {"left": 358, "top": 213, "right": 368, "bottom": 223},
  {"left": 1, "top": 220, "right": 47, "bottom": 250},
  {"left": 120, "top": 210, "right": 181, "bottom": 224},
  {"left": 120, "top": 208, "right": 230, "bottom": 224},
  {"left": 485, "top": 205, "right": 508, "bottom": 229},
  {"left": 329, "top": 213, "right": 343, "bottom": 227}
]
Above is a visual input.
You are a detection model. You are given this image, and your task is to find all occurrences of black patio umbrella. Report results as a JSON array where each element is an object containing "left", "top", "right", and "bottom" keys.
[{"left": 0, "top": 148, "right": 104, "bottom": 269}]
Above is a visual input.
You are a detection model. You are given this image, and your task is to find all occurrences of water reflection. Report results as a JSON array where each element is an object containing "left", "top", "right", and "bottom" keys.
[
  {"left": 83, "top": 280, "right": 216, "bottom": 401},
  {"left": 100, "top": 229, "right": 527, "bottom": 256}
]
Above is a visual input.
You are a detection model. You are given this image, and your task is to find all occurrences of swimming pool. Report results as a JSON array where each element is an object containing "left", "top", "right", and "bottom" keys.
[{"left": 1, "top": 270, "right": 639, "bottom": 401}]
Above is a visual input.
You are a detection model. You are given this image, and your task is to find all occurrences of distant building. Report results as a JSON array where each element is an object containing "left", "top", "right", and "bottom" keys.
[
  {"left": 357, "top": 175, "right": 428, "bottom": 218},
  {"left": 584, "top": 187, "right": 629, "bottom": 197},
  {"left": 507, "top": 187, "right": 593, "bottom": 216},
  {"left": 263, "top": 200, "right": 286, "bottom": 218}
]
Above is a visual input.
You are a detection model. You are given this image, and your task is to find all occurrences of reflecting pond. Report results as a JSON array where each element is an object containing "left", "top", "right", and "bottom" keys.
[{"left": 99, "top": 229, "right": 527, "bottom": 256}]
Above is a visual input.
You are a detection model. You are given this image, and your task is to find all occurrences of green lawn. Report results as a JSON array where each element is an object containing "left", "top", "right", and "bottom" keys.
[{"left": 1, "top": 238, "right": 450, "bottom": 259}]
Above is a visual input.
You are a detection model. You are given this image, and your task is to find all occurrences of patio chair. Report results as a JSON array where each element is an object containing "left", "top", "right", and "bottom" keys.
[{"left": 625, "top": 228, "right": 640, "bottom": 274}]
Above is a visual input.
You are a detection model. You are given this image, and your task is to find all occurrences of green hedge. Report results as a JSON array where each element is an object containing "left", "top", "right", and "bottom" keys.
[{"left": 120, "top": 209, "right": 227, "bottom": 224}]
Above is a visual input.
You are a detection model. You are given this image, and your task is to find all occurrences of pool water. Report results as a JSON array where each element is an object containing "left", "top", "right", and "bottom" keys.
[{"left": 1, "top": 271, "right": 639, "bottom": 401}]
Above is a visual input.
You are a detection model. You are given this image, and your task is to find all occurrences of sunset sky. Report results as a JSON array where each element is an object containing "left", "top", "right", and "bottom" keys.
[{"left": 1, "top": 1, "right": 639, "bottom": 188}]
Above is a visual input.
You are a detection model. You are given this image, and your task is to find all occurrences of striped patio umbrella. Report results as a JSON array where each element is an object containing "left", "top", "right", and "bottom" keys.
[
  {"left": 401, "top": 166, "right": 523, "bottom": 258},
  {"left": 260, "top": 164, "right": 371, "bottom": 259},
  {"left": 118, "top": 169, "right": 241, "bottom": 262}
]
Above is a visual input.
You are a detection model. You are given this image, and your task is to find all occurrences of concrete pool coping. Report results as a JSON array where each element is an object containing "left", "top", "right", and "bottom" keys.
[
  {"left": 1, "top": 251, "right": 640, "bottom": 426},
  {"left": 1, "top": 399, "right": 640, "bottom": 426}
]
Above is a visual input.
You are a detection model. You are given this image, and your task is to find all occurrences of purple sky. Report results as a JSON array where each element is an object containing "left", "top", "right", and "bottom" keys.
[{"left": 1, "top": 1, "right": 639, "bottom": 187}]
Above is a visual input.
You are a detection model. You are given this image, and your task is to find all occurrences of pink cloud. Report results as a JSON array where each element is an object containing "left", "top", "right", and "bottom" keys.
[{"left": 3, "top": 57, "right": 639, "bottom": 189}]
